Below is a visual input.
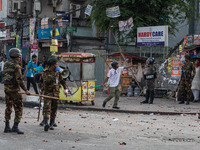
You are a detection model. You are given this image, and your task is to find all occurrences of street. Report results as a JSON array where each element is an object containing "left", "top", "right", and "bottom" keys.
[{"left": 0, "top": 102, "right": 200, "bottom": 150}]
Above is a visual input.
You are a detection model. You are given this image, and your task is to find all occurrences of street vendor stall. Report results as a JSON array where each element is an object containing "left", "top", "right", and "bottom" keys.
[{"left": 56, "top": 52, "right": 96, "bottom": 105}]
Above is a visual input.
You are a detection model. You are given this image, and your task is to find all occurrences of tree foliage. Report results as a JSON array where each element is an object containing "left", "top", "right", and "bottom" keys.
[{"left": 88, "top": 0, "right": 197, "bottom": 43}]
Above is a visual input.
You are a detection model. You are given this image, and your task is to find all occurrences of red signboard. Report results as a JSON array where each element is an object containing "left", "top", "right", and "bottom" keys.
[{"left": 0, "top": 22, "right": 5, "bottom": 28}]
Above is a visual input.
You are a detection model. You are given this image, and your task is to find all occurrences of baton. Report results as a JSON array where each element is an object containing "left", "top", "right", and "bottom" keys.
[
  {"left": 19, "top": 92, "right": 59, "bottom": 100},
  {"left": 87, "top": 85, "right": 104, "bottom": 89}
]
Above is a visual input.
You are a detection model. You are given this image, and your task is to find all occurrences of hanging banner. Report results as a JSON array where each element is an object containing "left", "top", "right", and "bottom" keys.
[
  {"left": 137, "top": 25, "right": 168, "bottom": 47},
  {"left": 31, "top": 40, "right": 38, "bottom": 61},
  {"left": 29, "top": 18, "right": 35, "bottom": 45},
  {"left": 16, "top": 35, "right": 21, "bottom": 48},
  {"left": 84, "top": 4, "right": 93, "bottom": 16},
  {"left": 106, "top": 6, "right": 120, "bottom": 18},
  {"left": 0, "top": 0, "right": 2, "bottom": 11},
  {"left": 119, "top": 17, "right": 133, "bottom": 31},
  {"left": 41, "top": 18, "right": 45, "bottom": 29}
]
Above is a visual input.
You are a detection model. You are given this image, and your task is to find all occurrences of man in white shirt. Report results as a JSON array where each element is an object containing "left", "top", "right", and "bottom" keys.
[
  {"left": 102, "top": 61, "right": 133, "bottom": 109},
  {"left": 0, "top": 57, "right": 7, "bottom": 83}
]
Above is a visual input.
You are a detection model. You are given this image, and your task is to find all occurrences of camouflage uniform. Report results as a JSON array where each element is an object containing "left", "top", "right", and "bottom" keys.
[
  {"left": 143, "top": 64, "right": 157, "bottom": 104},
  {"left": 42, "top": 68, "right": 66, "bottom": 120},
  {"left": 180, "top": 62, "right": 195, "bottom": 103},
  {"left": 3, "top": 59, "right": 28, "bottom": 123}
]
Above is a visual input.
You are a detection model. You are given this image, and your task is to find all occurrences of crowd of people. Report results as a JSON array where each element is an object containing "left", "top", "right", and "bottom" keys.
[{"left": 2, "top": 47, "right": 200, "bottom": 135}]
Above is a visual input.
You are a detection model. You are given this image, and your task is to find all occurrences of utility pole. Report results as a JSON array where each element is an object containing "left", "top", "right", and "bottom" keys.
[{"left": 51, "top": 0, "right": 58, "bottom": 54}]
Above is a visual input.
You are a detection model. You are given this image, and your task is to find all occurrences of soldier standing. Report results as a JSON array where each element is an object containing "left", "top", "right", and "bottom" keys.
[
  {"left": 141, "top": 57, "right": 157, "bottom": 104},
  {"left": 40, "top": 56, "right": 67, "bottom": 131},
  {"left": 179, "top": 54, "right": 195, "bottom": 105},
  {"left": 3, "top": 48, "right": 30, "bottom": 134}
]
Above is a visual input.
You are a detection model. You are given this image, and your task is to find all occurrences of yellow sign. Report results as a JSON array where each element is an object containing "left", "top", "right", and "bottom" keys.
[
  {"left": 88, "top": 81, "right": 95, "bottom": 101},
  {"left": 82, "top": 82, "right": 88, "bottom": 101},
  {"left": 50, "top": 29, "right": 60, "bottom": 36},
  {"left": 50, "top": 45, "right": 58, "bottom": 52},
  {"left": 179, "top": 45, "right": 182, "bottom": 51},
  {"left": 51, "top": 39, "right": 58, "bottom": 46},
  {"left": 59, "top": 86, "right": 81, "bottom": 102}
]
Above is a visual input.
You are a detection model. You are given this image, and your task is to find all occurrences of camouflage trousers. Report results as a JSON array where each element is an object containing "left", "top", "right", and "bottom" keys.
[
  {"left": 43, "top": 98, "right": 59, "bottom": 120},
  {"left": 4, "top": 92, "right": 23, "bottom": 123},
  {"left": 180, "top": 79, "right": 192, "bottom": 101}
]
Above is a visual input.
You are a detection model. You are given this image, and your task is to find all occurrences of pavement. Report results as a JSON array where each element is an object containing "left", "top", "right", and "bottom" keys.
[{"left": 0, "top": 83, "right": 200, "bottom": 115}]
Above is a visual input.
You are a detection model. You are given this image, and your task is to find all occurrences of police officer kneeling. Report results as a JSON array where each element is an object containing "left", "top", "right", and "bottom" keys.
[{"left": 3, "top": 48, "right": 30, "bottom": 134}]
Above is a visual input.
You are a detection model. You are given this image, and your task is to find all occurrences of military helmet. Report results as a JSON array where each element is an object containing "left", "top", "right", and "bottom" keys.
[
  {"left": 47, "top": 56, "right": 58, "bottom": 66},
  {"left": 9, "top": 48, "right": 22, "bottom": 58},
  {"left": 147, "top": 57, "right": 155, "bottom": 64},
  {"left": 111, "top": 61, "right": 118, "bottom": 69}
]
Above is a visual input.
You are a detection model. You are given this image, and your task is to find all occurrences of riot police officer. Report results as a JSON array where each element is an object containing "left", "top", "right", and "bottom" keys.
[{"left": 141, "top": 57, "right": 157, "bottom": 104}]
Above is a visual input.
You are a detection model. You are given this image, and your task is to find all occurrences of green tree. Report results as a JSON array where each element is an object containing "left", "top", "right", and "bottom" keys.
[{"left": 88, "top": 0, "right": 198, "bottom": 43}]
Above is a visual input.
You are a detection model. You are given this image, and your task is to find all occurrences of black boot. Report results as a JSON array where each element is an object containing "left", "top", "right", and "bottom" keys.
[
  {"left": 186, "top": 100, "right": 190, "bottom": 105},
  {"left": 49, "top": 119, "right": 55, "bottom": 130},
  {"left": 141, "top": 90, "right": 150, "bottom": 104},
  {"left": 149, "top": 90, "right": 154, "bottom": 104},
  {"left": 53, "top": 120, "right": 57, "bottom": 127},
  {"left": 4, "top": 122, "right": 11, "bottom": 133},
  {"left": 12, "top": 122, "right": 24, "bottom": 134},
  {"left": 39, "top": 120, "right": 45, "bottom": 126},
  {"left": 44, "top": 120, "right": 49, "bottom": 131}
]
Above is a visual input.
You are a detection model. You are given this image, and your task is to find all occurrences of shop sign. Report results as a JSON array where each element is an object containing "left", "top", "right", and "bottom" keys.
[
  {"left": 66, "top": 27, "right": 77, "bottom": 33},
  {"left": 50, "top": 45, "right": 58, "bottom": 52},
  {"left": 0, "top": 22, "right": 5, "bottom": 28},
  {"left": 38, "top": 27, "right": 61, "bottom": 39},
  {"left": 137, "top": 25, "right": 168, "bottom": 47},
  {"left": 56, "top": 11, "right": 70, "bottom": 22}
]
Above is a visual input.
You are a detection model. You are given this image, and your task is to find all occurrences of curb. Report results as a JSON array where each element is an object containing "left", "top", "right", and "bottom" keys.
[{"left": 0, "top": 96, "right": 197, "bottom": 116}]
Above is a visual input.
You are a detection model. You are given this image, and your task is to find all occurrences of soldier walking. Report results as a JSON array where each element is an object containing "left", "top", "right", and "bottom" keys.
[
  {"left": 179, "top": 54, "right": 195, "bottom": 105},
  {"left": 3, "top": 48, "right": 30, "bottom": 134},
  {"left": 40, "top": 56, "right": 67, "bottom": 131},
  {"left": 141, "top": 57, "right": 157, "bottom": 104}
]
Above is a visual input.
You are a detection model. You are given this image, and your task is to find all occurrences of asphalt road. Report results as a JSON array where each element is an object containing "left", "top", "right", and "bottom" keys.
[{"left": 0, "top": 102, "right": 200, "bottom": 150}]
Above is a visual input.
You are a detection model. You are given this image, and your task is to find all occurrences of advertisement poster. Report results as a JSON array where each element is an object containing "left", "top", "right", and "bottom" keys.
[
  {"left": 38, "top": 27, "right": 61, "bottom": 39},
  {"left": 193, "top": 35, "right": 200, "bottom": 45},
  {"left": 168, "top": 57, "right": 182, "bottom": 78},
  {"left": 82, "top": 82, "right": 88, "bottom": 101},
  {"left": 30, "top": 40, "right": 38, "bottom": 61},
  {"left": 29, "top": 18, "right": 35, "bottom": 45},
  {"left": 106, "top": 6, "right": 120, "bottom": 18},
  {"left": 137, "top": 25, "right": 168, "bottom": 47},
  {"left": 59, "top": 86, "right": 81, "bottom": 101},
  {"left": 84, "top": 4, "right": 93, "bottom": 16},
  {"left": 88, "top": 81, "right": 95, "bottom": 101}
]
